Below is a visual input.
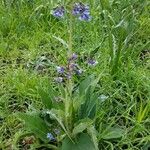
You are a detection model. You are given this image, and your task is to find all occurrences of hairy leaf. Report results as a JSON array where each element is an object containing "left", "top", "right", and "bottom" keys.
[
  {"left": 102, "top": 127, "right": 125, "bottom": 140},
  {"left": 61, "top": 133, "right": 95, "bottom": 150},
  {"left": 18, "top": 113, "right": 49, "bottom": 142}
]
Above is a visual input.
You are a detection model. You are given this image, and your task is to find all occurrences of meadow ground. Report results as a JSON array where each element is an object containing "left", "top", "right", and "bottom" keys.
[{"left": 0, "top": 0, "right": 150, "bottom": 150}]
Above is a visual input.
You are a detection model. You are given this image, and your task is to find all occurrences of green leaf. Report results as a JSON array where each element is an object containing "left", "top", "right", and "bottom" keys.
[
  {"left": 38, "top": 87, "right": 52, "bottom": 109},
  {"left": 38, "top": 84, "right": 57, "bottom": 109},
  {"left": 79, "top": 92, "right": 98, "bottom": 119},
  {"left": 61, "top": 133, "right": 96, "bottom": 150},
  {"left": 46, "top": 109, "right": 73, "bottom": 142},
  {"left": 72, "top": 119, "right": 92, "bottom": 136},
  {"left": 46, "top": 109, "right": 66, "bottom": 132},
  {"left": 17, "top": 113, "right": 49, "bottom": 142},
  {"left": 142, "top": 143, "right": 150, "bottom": 150},
  {"left": 87, "top": 126, "right": 99, "bottom": 150},
  {"left": 78, "top": 75, "right": 99, "bottom": 119},
  {"left": 102, "top": 127, "right": 125, "bottom": 140},
  {"left": 79, "top": 75, "right": 94, "bottom": 97}
]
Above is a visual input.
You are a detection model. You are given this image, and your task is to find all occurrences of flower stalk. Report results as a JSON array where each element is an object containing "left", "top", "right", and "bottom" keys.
[{"left": 65, "top": 0, "right": 75, "bottom": 134}]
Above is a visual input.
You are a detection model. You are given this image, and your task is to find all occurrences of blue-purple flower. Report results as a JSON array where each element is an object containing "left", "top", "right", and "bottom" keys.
[
  {"left": 88, "top": 59, "right": 98, "bottom": 66},
  {"left": 52, "top": 6, "right": 65, "bottom": 18},
  {"left": 47, "top": 133, "right": 55, "bottom": 141},
  {"left": 72, "top": 3, "right": 92, "bottom": 21},
  {"left": 72, "top": 3, "right": 84, "bottom": 15},
  {"left": 79, "top": 13, "right": 92, "bottom": 21},
  {"left": 56, "top": 66, "right": 65, "bottom": 74},
  {"left": 69, "top": 63, "right": 77, "bottom": 70},
  {"left": 69, "top": 53, "right": 78, "bottom": 61},
  {"left": 75, "top": 69, "right": 83, "bottom": 75}
]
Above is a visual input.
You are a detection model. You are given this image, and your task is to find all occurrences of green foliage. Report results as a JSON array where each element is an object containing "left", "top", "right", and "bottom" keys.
[
  {"left": 61, "top": 133, "right": 96, "bottom": 150},
  {"left": 38, "top": 85, "right": 54, "bottom": 109},
  {"left": 72, "top": 119, "right": 92, "bottom": 136},
  {"left": 78, "top": 75, "right": 98, "bottom": 119},
  {"left": 102, "top": 127, "right": 125, "bottom": 140},
  {"left": 17, "top": 113, "right": 49, "bottom": 143},
  {"left": 16, "top": 76, "right": 99, "bottom": 149},
  {"left": 0, "top": 0, "right": 149, "bottom": 149}
]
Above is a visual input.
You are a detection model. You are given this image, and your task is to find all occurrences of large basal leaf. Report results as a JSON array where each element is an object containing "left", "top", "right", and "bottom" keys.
[
  {"left": 46, "top": 109, "right": 66, "bottom": 133},
  {"left": 87, "top": 126, "right": 99, "bottom": 150},
  {"left": 61, "top": 133, "right": 96, "bottom": 150},
  {"left": 79, "top": 91, "right": 98, "bottom": 119},
  {"left": 78, "top": 75, "right": 100, "bottom": 119},
  {"left": 72, "top": 119, "right": 92, "bottom": 136},
  {"left": 79, "top": 75, "right": 95, "bottom": 97},
  {"left": 46, "top": 109, "right": 73, "bottom": 142},
  {"left": 38, "top": 85, "right": 56, "bottom": 109},
  {"left": 102, "top": 127, "right": 125, "bottom": 140},
  {"left": 38, "top": 87, "right": 52, "bottom": 109},
  {"left": 17, "top": 113, "right": 49, "bottom": 143}
]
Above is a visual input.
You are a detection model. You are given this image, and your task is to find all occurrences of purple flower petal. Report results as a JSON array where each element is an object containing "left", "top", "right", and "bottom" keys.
[
  {"left": 72, "top": 3, "right": 84, "bottom": 15},
  {"left": 88, "top": 59, "right": 98, "bottom": 66},
  {"left": 56, "top": 66, "right": 65, "bottom": 74},
  {"left": 72, "top": 3, "right": 90, "bottom": 16},
  {"left": 47, "top": 133, "right": 55, "bottom": 141},
  {"left": 69, "top": 53, "right": 78, "bottom": 61},
  {"left": 76, "top": 69, "right": 83, "bottom": 75},
  {"left": 52, "top": 6, "right": 65, "bottom": 18},
  {"left": 69, "top": 63, "right": 78, "bottom": 70},
  {"left": 72, "top": 53, "right": 78, "bottom": 60},
  {"left": 79, "top": 14, "right": 92, "bottom": 21}
]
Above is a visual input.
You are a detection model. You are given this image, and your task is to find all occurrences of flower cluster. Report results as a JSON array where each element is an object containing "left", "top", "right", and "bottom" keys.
[
  {"left": 52, "top": 3, "right": 92, "bottom": 21},
  {"left": 52, "top": 6, "right": 65, "bottom": 18},
  {"left": 54, "top": 53, "right": 83, "bottom": 83},
  {"left": 47, "top": 129, "right": 60, "bottom": 141},
  {"left": 72, "top": 3, "right": 91, "bottom": 21},
  {"left": 54, "top": 56, "right": 98, "bottom": 83}
]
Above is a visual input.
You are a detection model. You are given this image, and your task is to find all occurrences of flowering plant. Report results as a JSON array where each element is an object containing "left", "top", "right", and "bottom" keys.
[
  {"left": 16, "top": 2, "right": 99, "bottom": 150},
  {"left": 17, "top": 74, "right": 100, "bottom": 150}
]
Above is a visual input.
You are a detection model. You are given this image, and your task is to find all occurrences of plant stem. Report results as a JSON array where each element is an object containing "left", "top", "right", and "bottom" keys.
[{"left": 65, "top": 1, "right": 74, "bottom": 135}]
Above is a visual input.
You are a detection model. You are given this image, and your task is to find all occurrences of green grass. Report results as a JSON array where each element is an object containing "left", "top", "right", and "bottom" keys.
[{"left": 0, "top": 0, "right": 150, "bottom": 149}]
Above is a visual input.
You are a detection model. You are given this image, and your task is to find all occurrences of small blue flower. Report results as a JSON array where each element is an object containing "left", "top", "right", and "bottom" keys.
[
  {"left": 83, "top": 5, "right": 90, "bottom": 15},
  {"left": 88, "top": 59, "right": 98, "bottom": 66},
  {"left": 71, "top": 53, "right": 78, "bottom": 60},
  {"left": 75, "top": 69, "right": 83, "bottom": 75},
  {"left": 47, "top": 133, "right": 55, "bottom": 141},
  {"left": 72, "top": 3, "right": 84, "bottom": 15},
  {"left": 56, "top": 66, "right": 65, "bottom": 74},
  {"left": 72, "top": 3, "right": 92, "bottom": 21},
  {"left": 79, "top": 13, "right": 92, "bottom": 21},
  {"left": 52, "top": 6, "right": 65, "bottom": 18},
  {"left": 69, "top": 63, "right": 77, "bottom": 70},
  {"left": 69, "top": 53, "right": 78, "bottom": 61}
]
